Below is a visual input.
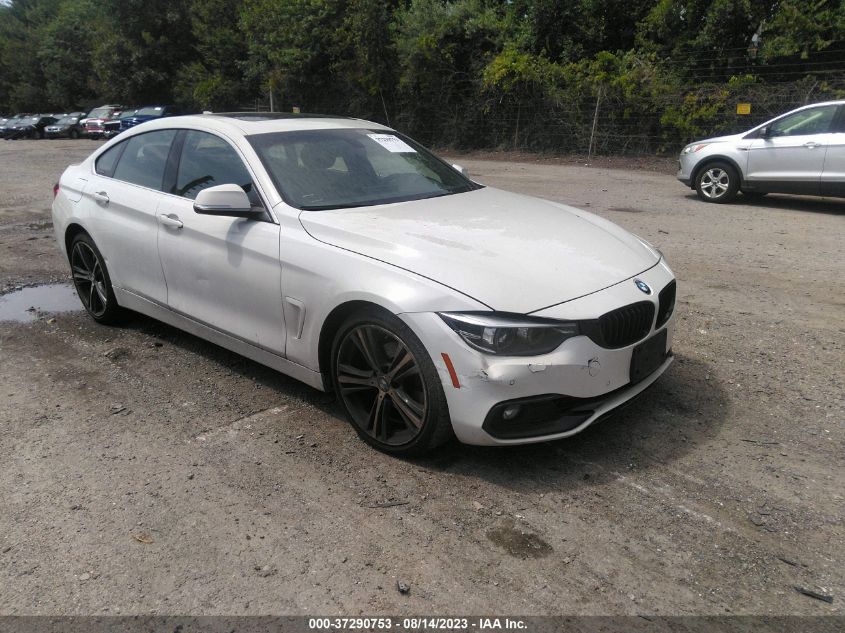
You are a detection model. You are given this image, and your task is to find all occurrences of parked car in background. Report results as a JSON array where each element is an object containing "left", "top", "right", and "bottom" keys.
[
  {"left": 119, "top": 105, "right": 180, "bottom": 131},
  {"left": 52, "top": 113, "right": 676, "bottom": 455},
  {"left": 83, "top": 105, "right": 126, "bottom": 139},
  {"left": 45, "top": 112, "right": 86, "bottom": 139},
  {"left": 5, "top": 114, "right": 59, "bottom": 139},
  {"left": 103, "top": 109, "right": 137, "bottom": 139},
  {"left": 678, "top": 100, "right": 845, "bottom": 202},
  {"left": 0, "top": 113, "right": 32, "bottom": 138}
]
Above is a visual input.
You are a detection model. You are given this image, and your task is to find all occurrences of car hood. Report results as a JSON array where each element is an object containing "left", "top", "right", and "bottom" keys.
[
  {"left": 689, "top": 132, "right": 746, "bottom": 146},
  {"left": 298, "top": 187, "right": 660, "bottom": 313}
]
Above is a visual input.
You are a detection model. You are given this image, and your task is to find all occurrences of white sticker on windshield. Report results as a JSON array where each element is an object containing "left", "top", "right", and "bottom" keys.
[{"left": 367, "top": 134, "right": 416, "bottom": 153}]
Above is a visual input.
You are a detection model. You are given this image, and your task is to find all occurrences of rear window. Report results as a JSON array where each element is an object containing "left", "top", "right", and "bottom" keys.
[{"left": 136, "top": 106, "right": 165, "bottom": 117}]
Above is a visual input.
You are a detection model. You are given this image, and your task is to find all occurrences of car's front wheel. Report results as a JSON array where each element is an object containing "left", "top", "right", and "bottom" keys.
[
  {"left": 331, "top": 308, "right": 453, "bottom": 455},
  {"left": 69, "top": 233, "right": 123, "bottom": 324},
  {"left": 695, "top": 162, "right": 739, "bottom": 203}
]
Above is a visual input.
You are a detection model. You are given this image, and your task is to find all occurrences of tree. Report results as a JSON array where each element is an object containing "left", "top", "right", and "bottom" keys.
[
  {"left": 176, "top": 0, "right": 255, "bottom": 110},
  {"left": 240, "top": 0, "right": 346, "bottom": 111},
  {"left": 637, "top": 0, "right": 778, "bottom": 79},
  {"left": 759, "top": 0, "right": 845, "bottom": 61},
  {"left": 38, "top": 0, "right": 103, "bottom": 109},
  {"left": 92, "top": 0, "right": 197, "bottom": 105}
]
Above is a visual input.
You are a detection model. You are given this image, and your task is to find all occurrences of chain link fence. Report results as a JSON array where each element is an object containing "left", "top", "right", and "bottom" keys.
[{"left": 238, "top": 76, "right": 845, "bottom": 156}]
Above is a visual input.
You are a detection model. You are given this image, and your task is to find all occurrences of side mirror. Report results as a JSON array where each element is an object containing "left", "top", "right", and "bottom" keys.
[
  {"left": 452, "top": 163, "right": 468, "bottom": 178},
  {"left": 759, "top": 126, "right": 771, "bottom": 139},
  {"left": 193, "top": 184, "right": 260, "bottom": 218}
]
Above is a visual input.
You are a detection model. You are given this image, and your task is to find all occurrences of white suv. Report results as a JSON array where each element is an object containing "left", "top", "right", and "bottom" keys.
[{"left": 678, "top": 100, "right": 845, "bottom": 203}]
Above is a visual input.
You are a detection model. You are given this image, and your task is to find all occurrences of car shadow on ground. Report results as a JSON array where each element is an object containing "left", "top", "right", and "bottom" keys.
[
  {"left": 413, "top": 352, "right": 730, "bottom": 494},
  {"left": 126, "top": 312, "right": 335, "bottom": 407},
  {"left": 123, "top": 312, "right": 727, "bottom": 494},
  {"left": 684, "top": 191, "right": 845, "bottom": 215}
]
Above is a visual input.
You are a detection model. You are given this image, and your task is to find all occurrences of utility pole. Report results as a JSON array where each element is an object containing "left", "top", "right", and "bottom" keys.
[{"left": 588, "top": 85, "right": 602, "bottom": 160}]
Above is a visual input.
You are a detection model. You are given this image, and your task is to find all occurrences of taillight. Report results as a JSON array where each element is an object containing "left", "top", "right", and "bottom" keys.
[{"left": 53, "top": 182, "right": 60, "bottom": 198}]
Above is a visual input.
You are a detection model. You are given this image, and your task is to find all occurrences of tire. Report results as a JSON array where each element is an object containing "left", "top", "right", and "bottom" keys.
[
  {"left": 69, "top": 233, "right": 123, "bottom": 324},
  {"left": 69, "top": 128, "right": 79, "bottom": 139},
  {"left": 330, "top": 308, "right": 454, "bottom": 456},
  {"left": 695, "top": 161, "right": 739, "bottom": 203}
]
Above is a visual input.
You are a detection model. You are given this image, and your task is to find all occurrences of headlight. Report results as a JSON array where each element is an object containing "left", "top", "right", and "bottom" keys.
[
  {"left": 438, "top": 312, "right": 579, "bottom": 356},
  {"left": 682, "top": 143, "right": 708, "bottom": 154}
]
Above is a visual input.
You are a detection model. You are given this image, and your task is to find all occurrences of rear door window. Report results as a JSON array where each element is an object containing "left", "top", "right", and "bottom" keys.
[{"left": 111, "top": 130, "right": 178, "bottom": 190}]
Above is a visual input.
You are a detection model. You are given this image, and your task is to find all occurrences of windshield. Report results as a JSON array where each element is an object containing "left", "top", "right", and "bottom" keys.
[
  {"left": 135, "top": 106, "right": 164, "bottom": 116},
  {"left": 248, "top": 128, "right": 480, "bottom": 210},
  {"left": 21, "top": 117, "right": 39, "bottom": 125},
  {"left": 57, "top": 116, "right": 78, "bottom": 125},
  {"left": 87, "top": 108, "right": 111, "bottom": 119}
]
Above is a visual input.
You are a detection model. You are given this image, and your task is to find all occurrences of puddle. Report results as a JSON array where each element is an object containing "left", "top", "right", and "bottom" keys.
[
  {"left": 0, "top": 283, "right": 81, "bottom": 322},
  {"left": 487, "top": 520, "right": 553, "bottom": 559}
]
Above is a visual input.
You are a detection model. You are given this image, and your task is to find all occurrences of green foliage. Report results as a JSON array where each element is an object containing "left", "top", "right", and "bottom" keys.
[
  {"left": 0, "top": 0, "right": 842, "bottom": 153},
  {"left": 176, "top": 0, "right": 255, "bottom": 110},
  {"left": 760, "top": 0, "right": 845, "bottom": 60},
  {"left": 38, "top": 0, "right": 103, "bottom": 108},
  {"left": 92, "top": 0, "right": 197, "bottom": 105}
]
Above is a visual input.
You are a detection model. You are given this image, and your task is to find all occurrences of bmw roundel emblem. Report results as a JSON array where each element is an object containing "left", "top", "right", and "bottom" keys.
[{"left": 634, "top": 279, "right": 652, "bottom": 294}]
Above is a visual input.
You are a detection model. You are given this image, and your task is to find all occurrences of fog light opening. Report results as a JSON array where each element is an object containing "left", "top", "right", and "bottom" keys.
[{"left": 502, "top": 405, "right": 522, "bottom": 421}]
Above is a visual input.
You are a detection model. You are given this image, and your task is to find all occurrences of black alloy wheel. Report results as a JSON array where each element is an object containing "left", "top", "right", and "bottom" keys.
[
  {"left": 331, "top": 310, "right": 453, "bottom": 455},
  {"left": 69, "top": 234, "right": 122, "bottom": 324}
]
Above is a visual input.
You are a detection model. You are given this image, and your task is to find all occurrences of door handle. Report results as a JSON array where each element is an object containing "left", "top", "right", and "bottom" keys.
[
  {"left": 158, "top": 213, "right": 183, "bottom": 229},
  {"left": 92, "top": 191, "right": 109, "bottom": 206},
  {"left": 804, "top": 141, "right": 820, "bottom": 149}
]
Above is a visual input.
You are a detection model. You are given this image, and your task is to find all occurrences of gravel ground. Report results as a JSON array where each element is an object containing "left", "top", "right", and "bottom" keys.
[{"left": 0, "top": 139, "right": 842, "bottom": 617}]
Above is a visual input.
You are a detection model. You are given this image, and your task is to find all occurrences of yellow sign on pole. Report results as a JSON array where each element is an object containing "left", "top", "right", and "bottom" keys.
[
  {"left": 292, "top": 106, "right": 301, "bottom": 114},
  {"left": 737, "top": 103, "right": 751, "bottom": 115}
]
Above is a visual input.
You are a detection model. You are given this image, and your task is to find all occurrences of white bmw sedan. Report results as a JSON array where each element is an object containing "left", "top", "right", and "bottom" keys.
[{"left": 52, "top": 113, "right": 676, "bottom": 455}]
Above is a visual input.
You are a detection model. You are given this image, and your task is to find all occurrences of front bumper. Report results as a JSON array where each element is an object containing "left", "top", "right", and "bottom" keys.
[
  {"left": 400, "top": 260, "right": 676, "bottom": 446},
  {"left": 677, "top": 153, "right": 698, "bottom": 187}
]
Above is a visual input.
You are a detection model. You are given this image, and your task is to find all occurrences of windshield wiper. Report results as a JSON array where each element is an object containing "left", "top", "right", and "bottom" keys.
[{"left": 298, "top": 188, "right": 478, "bottom": 211}]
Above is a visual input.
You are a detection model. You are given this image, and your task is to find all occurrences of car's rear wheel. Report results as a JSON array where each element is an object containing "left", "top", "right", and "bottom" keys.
[
  {"left": 331, "top": 309, "right": 453, "bottom": 455},
  {"left": 69, "top": 128, "right": 79, "bottom": 139},
  {"left": 69, "top": 234, "right": 123, "bottom": 324},
  {"left": 695, "top": 162, "right": 739, "bottom": 203}
]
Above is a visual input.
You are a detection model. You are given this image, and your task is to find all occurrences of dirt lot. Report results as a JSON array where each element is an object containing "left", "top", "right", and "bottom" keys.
[{"left": 0, "top": 139, "right": 842, "bottom": 617}]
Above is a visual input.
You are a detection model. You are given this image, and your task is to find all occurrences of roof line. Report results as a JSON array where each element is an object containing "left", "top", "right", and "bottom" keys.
[{"left": 206, "top": 112, "right": 359, "bottom": 121}]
